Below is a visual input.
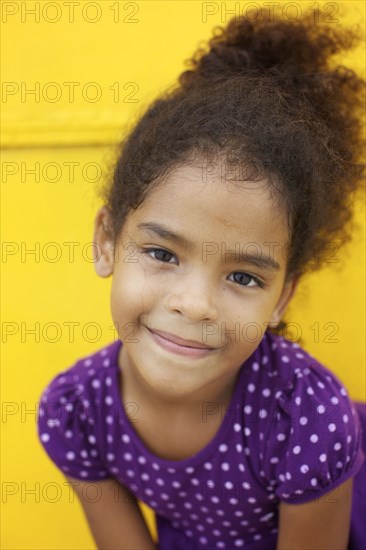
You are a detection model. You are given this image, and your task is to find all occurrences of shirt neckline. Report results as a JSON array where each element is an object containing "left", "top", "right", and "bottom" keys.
[{"left": 108, "top": 339, "right": 255, "bottom": 469}]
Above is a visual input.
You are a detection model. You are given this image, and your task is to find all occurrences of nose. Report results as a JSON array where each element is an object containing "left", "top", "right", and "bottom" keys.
[{"left": 165, "top": 269, "right": 218, "bottom": 322}]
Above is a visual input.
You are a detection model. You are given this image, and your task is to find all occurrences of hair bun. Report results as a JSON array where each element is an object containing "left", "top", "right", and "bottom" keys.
[{"left": 178, "top": 8, "right": 361, "bottom": 89}]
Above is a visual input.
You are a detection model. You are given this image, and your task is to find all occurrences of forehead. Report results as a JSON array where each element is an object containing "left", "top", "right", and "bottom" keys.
[{"left": 128, "top": 163, "right": 289, "bottom": 246}]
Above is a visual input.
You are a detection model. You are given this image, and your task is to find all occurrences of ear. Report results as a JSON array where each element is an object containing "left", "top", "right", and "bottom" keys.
[
  {"left": 93, "top": 206, "right": 115, "bottom": 278},
  {"left": 268, "top": 276, "right": 300, "bottom": 328}
]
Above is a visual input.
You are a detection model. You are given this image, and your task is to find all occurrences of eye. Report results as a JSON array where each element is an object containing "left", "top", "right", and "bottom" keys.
[
  {"left": 229, "top": 272, "right": 264, "bottom": 288},
  {"left": 140, "top": 247, "right": 176, "bottom": 263}
]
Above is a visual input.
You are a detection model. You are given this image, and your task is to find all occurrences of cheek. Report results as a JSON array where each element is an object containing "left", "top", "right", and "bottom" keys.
[{"left": 110, "top": 266, "right": 162, "bottom": 321}]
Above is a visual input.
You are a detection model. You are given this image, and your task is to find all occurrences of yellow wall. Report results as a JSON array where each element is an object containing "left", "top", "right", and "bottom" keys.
[{"left": 2, "top": 1, "right": 365, "bottom": 548}]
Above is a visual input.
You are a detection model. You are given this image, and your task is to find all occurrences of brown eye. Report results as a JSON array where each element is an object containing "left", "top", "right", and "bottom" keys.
[
  {"left": 141, "top": 247, "right": 176, "bottom": 263},
  {"left": 230, "top": 272, "right": 264, "bottom": 288}
]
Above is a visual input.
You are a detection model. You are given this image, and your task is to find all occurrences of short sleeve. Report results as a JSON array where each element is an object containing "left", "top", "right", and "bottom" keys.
[
  {"left": 261, "top": 363, "right": 365, "bottom": 504},
  {"left": 36, "top": 367, "right": 111, "bottom": 481}
]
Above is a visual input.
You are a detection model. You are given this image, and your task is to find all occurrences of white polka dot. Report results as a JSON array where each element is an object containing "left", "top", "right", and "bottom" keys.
[
  {"left": 91, "top": 379, "right": 101, "bottom": 388},
  {"left": 307, "top": 387, "right": 315, "bottom": 395},
  {"left": 295, "top": 353, "right": 304, "bottom": 359},
  {"left": 252, "top": 362, "right": 260, "bottom": 371},
  {"left": 281, "top": 355, "right": 290, "bottom": 363},
  {"left": 319, "top": 454, "right": 327, "bottom": 462},
  {"left": 234, "top": 423, "right": 241, "bottom": 432},
  {"left": 343, "top": 414, "right": 349, "bottom": 423},
  {"left": 66, "top": 452, "right": 75, "bottom": 460},
  {"left": 334, "top": 442, "right": 342, "bottom": 451},
  {"left": 300, "top": 464, "right": 309, "bottom": 474},
  {"left": 225, "top": 481, "right": 234, "bottom": 490},
  {"left": 248, "top": 383, "right": 256, "bottom": 393},
  {"left": 317, "top": 405, "right": 326, "bottom": 414},
  {"left": 221, "top": 462, "right": 230, "bottom": 471},
  {"left": 295, "top": 396, "right": 301, "bottom": 405},
  {"left": 204, "top": 462, "right": 213, "bottom": 470},
  {"left": 310, "top": 478, "right": 318, "bottom": 486},
  {"left": 331, "top": 396, "right": 339, "bottom": 405},
  {"left": 277, "top": 433, "right": 286, "bottom": 441},
  {"left": 88, "top": 435, "right": 96, "bottom": 444},
  {"left": 219, "top": 444, "right": 228, "bottom": 452},
  {"left": 310, "top": 434, "right": 319, "bottom": 443},
  {"left": 299, "top": 416, "right": 308, "bottom": 426},
  {"left": 244, "top": 405, "right": 252, "bottom": 414},
  {"left": 328, "top": 423, "right": 336, "bottom": 432},
  {"left": 262, "top": 388, "right": 271, "bottom": 397},
  {"left": 244, "top": 427, "right": 251, "bottom": 436},
  {"left": 40, "top": 433, "right": 50, "bottom": 443}
]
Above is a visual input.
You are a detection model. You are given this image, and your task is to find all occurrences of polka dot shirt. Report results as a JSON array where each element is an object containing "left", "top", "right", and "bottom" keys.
[{"left": 37, "top": 331, "right": 365, "bottom": 550}]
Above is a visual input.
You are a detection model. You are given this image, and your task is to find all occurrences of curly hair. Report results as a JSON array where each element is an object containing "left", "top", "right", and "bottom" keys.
[{"left": 98, "top": 8, "right": 365, "bottom": 343}]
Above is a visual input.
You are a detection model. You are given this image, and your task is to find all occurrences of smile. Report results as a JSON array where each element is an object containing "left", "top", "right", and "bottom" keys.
[{"left": 147, "top": 328, "right": 216, "bottom": 358}]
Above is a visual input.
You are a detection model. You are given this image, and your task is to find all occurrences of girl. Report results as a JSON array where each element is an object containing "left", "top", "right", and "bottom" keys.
[{"left": 37, "top": 8, "right": 366, "bottom": 550}]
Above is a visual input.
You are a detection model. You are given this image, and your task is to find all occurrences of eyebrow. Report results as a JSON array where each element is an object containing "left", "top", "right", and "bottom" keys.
[{"left": 136, "top": 222, "right": 281, "bottom": 271}]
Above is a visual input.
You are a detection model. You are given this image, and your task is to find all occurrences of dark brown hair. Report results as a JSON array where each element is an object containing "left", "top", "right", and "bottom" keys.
[{"left": 99, "top": 8, "right": 365, "bottom": 342}]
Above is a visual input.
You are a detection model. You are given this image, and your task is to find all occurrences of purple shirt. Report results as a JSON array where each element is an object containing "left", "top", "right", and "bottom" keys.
[{"left": 37, "top": 331, "right": 366, "bottom": 549}]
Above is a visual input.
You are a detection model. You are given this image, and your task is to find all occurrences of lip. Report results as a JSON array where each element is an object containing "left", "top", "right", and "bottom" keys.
[{"left": 147, "top": 327, "right": 216, "bottom": 358}]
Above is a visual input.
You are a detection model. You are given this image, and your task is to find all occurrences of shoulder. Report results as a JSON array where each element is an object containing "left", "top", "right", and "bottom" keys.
[
  {"left": 255, "top": 330, "right": 355, "bottom": 403},
  {"left": 254, "top": 331, "right": 365, "bottom": 504},
  {"left": 36, "top": 340, "right": 121, "bottom": 481}
]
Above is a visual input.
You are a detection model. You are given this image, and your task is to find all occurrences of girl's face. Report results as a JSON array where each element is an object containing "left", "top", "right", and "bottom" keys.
[{"left": 94, "top": 163, "right": 298, "bottom": 406}]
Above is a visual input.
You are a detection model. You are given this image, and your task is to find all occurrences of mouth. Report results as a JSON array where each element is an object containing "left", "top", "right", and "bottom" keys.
[{"left": 146, "top": 327, "right": 217, "bottom": 358}]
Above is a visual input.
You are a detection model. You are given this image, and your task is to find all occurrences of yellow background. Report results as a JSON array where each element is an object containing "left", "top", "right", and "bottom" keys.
[{"left": 1, "top": 1, "right": 365, "bottom": 548}]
